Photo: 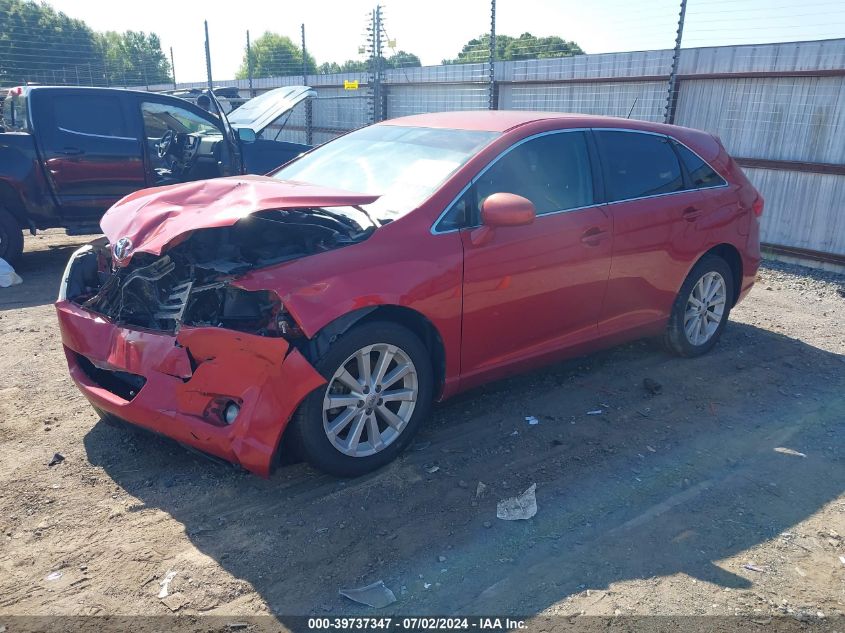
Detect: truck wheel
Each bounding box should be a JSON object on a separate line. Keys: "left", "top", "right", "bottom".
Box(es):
{"left": 0, "top": 207, "right": 24, "bottom": 266}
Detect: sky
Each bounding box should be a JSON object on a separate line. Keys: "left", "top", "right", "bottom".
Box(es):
{"left": 46, "top": 0, "right": 845, "bottom": 84}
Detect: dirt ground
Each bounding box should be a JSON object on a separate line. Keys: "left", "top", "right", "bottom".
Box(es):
{"left": 0, "top": 230, "right": 843, "bottom": 625}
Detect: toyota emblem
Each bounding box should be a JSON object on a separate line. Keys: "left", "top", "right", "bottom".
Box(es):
{"left": 113, "top": 237, "right": 133, "bottom": 261}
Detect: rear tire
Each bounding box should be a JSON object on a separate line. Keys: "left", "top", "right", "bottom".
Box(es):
{"left": 664, "top": 254, "right": 734, "bottom": 357}
{"left": 0, "top": 207, "right": 24, "bottom": 266}
{"left": 288, "top": 321, "right": 433, "bottom": 477}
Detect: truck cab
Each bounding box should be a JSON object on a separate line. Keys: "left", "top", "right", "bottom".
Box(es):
{"left": 0, "top": 85, "right": 313, "bottom": 263}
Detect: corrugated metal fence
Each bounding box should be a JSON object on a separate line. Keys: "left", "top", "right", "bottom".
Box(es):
{"left": 153, "top": 38, "right": 845, "bottom": 267}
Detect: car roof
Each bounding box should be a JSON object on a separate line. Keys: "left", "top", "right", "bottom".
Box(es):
{"left": 380, "top": 110, "right": 695, "bottom": 136}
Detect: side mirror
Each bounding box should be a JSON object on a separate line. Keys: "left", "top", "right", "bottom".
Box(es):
{"left": 470, "top": 193, "right": 535, "bottom": 246}
{"left": 481, "top": 193, "right": 536, "bottom": 227}
{"left": 237, "top": 127, "right": 257, "bottom": 143}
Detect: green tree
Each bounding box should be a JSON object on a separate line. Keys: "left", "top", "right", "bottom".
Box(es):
{"left": 98, "top": 30, "right": 171, "bottom": 86}
{"left": 0, "top": 0, "right": 100, "bottom": 86}
{"left": 317, "top": 52, "right": 421, "bottom": 75}
{"left": 443, "top": 32, "right": 584, "bottom": 64}
{"left": 237, "top": 32, "right": 317, "bottom": 79}
{"left": 0, "top": 0, "right": 170, "bottom": 87}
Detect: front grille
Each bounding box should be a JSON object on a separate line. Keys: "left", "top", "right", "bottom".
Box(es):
{"left": 76, "top": 354, "right": 147, "bottom": 402}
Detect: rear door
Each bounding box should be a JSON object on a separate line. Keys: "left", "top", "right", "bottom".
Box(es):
{"left": 593, "top": 129, "right": 707, "bottom": 335}
{"left": 458, "top": 130, "right": 612, "bottom": 384}
{"left": 31, "top": 90, "right": 145, "bottom": 223}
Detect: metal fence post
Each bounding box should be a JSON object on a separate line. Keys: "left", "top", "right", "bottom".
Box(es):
{"left": 374, "top": 5, "right": 383, "bottom": 122}
{"left": 664, "top": 0, "right": 688, "bottom": 124}
{"left": 204, "top": 20, "right": 214, "bottom": 92}
{"left": 246, "top": 30, "right": 255, "bottom": 98}
{"left": 170, "top": 46, "right": 177, "bottom": 90}
{"left": 489, "top": 0, "right": 497, "bottom": 110}
{"left": 301, "top": 23, "right": 313, "bottom": 145}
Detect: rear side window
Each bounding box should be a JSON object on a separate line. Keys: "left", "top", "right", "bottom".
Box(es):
{"left": 595, "top": 131, "right": 683, "bottom": 202}
{"left": 53, "top": 95, "right": 129, "bottom": 138}
{"left": 672, "top": 141, "right": 726, "bottom": 189}
{"left": 475, "top": 131, "right": 594, "bottom": 216}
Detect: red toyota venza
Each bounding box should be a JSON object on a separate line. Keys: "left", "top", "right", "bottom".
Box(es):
{"left": 56, "top": 111, "right": 763, "bottom": 477}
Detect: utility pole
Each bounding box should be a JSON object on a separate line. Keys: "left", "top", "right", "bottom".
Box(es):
{"left": 204, "top": 20, "right": 214, "bottom": 93}
{"left": 246, "top": 30, "right": 255, "bottom": 98}
{"left": 301, "top": 23, "right": 313, "bottom": 145}
{"left": 489, "top": 0, "right": 496, "bottom": 109}
{"left": 664, "top": 0, "right": 687, "bottom": 124}
{"left": 170, "top": 46, "right": 177, "bottom": 90}
{"left": 373, "top": 5, "right": 383, "bottom": 122}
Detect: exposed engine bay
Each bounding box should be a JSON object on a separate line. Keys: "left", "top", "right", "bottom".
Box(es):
{"left": 64, "top": 208, "right": 373, "bottom": 335}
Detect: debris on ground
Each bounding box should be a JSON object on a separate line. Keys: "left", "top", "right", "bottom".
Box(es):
{"left": 339, "top": 580, "right": 397, "bottom": 608}
{"left": 476, "top": 482, "right": 488, "bottom": 498}
{"left": 47, "top": 453, "right": 64, "bottom": 467}
{"left": 743, "top": 563, "right": 765, "bottom": 573}
{"left": 437, "top": 555, "right": 446, "bottom": 563}
{"left": 45, "top": 571, "right": 62, "bottom": 581}
{"left": 0, "top": 258, "right": 22, "bottom": 288}
{"left": 774, "top": 447, "right": 807, "bottom": 458}
{"left": 160, "top": 592, "right": 186, "bottom": 611}
{"left": 496, "top": 483, "right": 538, "bottom": 521}
{"left": 586, "top": 410, "right": 604, "bottom": 416}
{"left": 525, "top": 416, "right": 539, "bottom": 425}
{"left": 425, "top": 464, "right": 440, "bottom": 474}
{"left": 643, "top": 377, "right": 663, "bottom": 395}
{"left": 157, "top": 570, "right": 177, "bottom": 599}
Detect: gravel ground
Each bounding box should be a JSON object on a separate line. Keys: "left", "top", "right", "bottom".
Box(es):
{"left": 0, "top": 231, "right": 843, "bottom": 627}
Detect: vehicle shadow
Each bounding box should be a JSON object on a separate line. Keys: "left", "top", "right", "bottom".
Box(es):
{"left": 0, "top": 240, "right": 87, "bottom": 311}
{"left": 82, "top": 321, "right": 845, "bottom": 618}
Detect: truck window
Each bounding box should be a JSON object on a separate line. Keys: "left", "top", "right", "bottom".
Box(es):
{"left": 53, "top": 95, "right": 131, "bottom": 139}
{"left": 1, "top": 92, "right": 29, "bottom": 131}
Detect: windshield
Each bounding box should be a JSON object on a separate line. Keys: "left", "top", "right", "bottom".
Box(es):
{"left": 271, "top": 125, "right": 499, "bottom": 221}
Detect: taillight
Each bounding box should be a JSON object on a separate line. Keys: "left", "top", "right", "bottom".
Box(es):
{"left": 752, "top": 196, "right": 764, "bottom": 217}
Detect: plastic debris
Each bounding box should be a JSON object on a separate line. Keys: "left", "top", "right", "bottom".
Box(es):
{"left": 643, "top": 377, "right": 663, "bottom": 395}
{"left": 774, "top": 447, "right": 807, "bottom": 458}
{"left": 525, "top": 416, "right": 539, "bottom": 425}
{"left": 0, "top": 258, "right": 22, "bottom": 288}
{"left": 158, "top": 570, "right": 177, "bottom": 599}
{"left": 586, "top": 410, "right": 604, "bottom": 416}
{"left": 45, "top": 571, "right": 63, "bottom": 581}
{"left": 476, "top": 481, "right": 488, "bottom": 498}
{"left": 839, "top": 556, "right": 845, "bottom": 566}
{"left": 423, "top": 582, "right": 432, "bottom": 590}
{"left": 48, "top": 453, "right": 65, "bottom": 467}
{"left": 425, "top": 464, "right": 440, "bottom": 474}
{"left": 339, "top": 580, "right": 397, "bottom": 608}
{"left": 496, "top": 483, "right": 538, "bottom": 521}
{"left": 743, "top": 563, "right": 765, "bottom": 573}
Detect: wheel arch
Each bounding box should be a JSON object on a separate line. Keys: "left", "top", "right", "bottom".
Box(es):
{"left": 306, "top": 304, "right": 447, "bottom": 400}
{"left": 697, "top": 243, "right": 743, "bottom": 306}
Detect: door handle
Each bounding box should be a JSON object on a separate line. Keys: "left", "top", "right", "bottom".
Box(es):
{"left": 682, "top": 206, "right": 702, "bottom": 222}
{"left": 57, "top": 147, "right": 85, "bottom": 156}
{"left": 580, "top": 227, "right": 608, "bottom": 246}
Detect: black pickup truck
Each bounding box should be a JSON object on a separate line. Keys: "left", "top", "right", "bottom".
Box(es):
{"left": 0, "top": 85, "right": 313, "bottom": 263}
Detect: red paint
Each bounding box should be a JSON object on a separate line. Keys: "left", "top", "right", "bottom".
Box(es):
{"left": 58, "top": 111, "right": 761, "bottom": 474}
{"left": 100, "top": 175, "right": 379, "bottom": 261}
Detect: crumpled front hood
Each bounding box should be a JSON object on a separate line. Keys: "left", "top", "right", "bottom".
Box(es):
{"left": 100, "top": 175, "right": 379, "bottom": 261}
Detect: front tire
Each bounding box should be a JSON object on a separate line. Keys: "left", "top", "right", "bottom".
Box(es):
{"left": 664, "top": 254, "right": 734, "bottom": 357}
{"left": 289, "top": 321, "right": 433, "bottom": 477}
{"left": 0, "top": 207, "right": 24, "bottom": 266}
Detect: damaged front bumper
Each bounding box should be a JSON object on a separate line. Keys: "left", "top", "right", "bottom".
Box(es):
{"left": 56, "top": 269, "right": 326, "bottom": 478}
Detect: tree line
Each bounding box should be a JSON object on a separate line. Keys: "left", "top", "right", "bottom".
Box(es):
{"left": 0, "top": 0, "right": 171, "bottom": 87}
{"left": 0, "top": 0, "right": 585, "bottom": 87}
{"left": 238, "top": 32, "right": 585, "bottom": 79}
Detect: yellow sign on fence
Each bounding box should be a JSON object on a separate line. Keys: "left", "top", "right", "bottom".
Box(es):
{"left": 344, "top": 80, "right": 359, "bottom": 91}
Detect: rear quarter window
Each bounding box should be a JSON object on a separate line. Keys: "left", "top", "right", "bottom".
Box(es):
{"left": 672, "top": 140, "right": 727, "bottom": 189}
{"left": 595, "top": 130, "right": 684, "bottom": 202}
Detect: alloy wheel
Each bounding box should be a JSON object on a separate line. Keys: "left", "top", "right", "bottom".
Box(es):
{"left": 322, "top": 343, "right": 419, "bottom": 457}
{"left": 684, "top": 271, "right": 727, "bottom": 346}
